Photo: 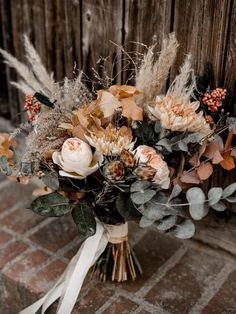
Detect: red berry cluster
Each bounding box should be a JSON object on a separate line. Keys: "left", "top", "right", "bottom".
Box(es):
{"left": 24, "top": 95, "right": 41, "bottom": 122}
{"left": 202, "top": 88, "right": 227, "bottom": 112}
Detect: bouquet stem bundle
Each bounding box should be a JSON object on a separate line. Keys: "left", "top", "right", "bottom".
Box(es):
{"left": 94, "top": 238, "right": 142, "bottom": 282}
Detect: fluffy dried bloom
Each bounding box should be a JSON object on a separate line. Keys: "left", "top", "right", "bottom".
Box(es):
{"left": 85, "top": 124, "right": 134, "bottom": 156}
{"left": 134, "top": 145, "right": 170, "bottom": 189}
{"left": 52, "top": 138, "right": 103, "bottom": 179}
{"left": 0, "top": 133, "right": 16, "bottom": 161}
{"left": 104, "top": 161, "right": 125, "bottom": 182}
{"left": 149, "top": 95, "right": 211, "bottom": 135}
{"left": 23, "top": 108, "right": 70, "bottom": 162}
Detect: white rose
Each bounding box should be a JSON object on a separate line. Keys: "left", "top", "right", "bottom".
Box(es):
{"left": 134, "top": 145, "right": 170, "bottom": 189}
{"left": 52, "top": 138, "right": 103, "bottom": 179}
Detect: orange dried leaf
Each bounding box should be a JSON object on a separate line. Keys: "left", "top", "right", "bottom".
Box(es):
{"left": 220, "top": 155, "right": 235, "bottom": 170}
{"left": 109, "top": 85, "right": 140, "bottom": 98}
{"left": 120, "top": 97, "right": 143, "bottom": 121}
{"left": 197, "top": 162, "right": 213, "bottom": 180}
{"left": 180, "top": 170, "right": 201, "bottom": 184}
{"left": 204, "top": 142, "right": 224, "bottom": 164}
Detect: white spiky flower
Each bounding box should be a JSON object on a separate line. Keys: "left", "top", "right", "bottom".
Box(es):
{"left": 149, "top": 95, "right": 211, "bottom": 135}
{"left": 85, "top": 124, "right": 134, "bottom": 156}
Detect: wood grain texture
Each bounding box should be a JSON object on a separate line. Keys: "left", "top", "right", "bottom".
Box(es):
{"left": 82, "top": 0, "right": 123, "bottom": 88}
{"left": 171, "top": 0, "right": 230, "bottom": 85}
{"left": 0, "top": 0, "right": 236, "bottom": 120}
{"left": 223, "top": 0, "right": 236, "bottom": 93}
{"left": 123, "top": 0, "right": 173, "bottom": 84}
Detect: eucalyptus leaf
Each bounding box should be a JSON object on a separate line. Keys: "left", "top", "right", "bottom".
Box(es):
{"left": 211, "top": 201, "right": 227, "bottom": 211}
{"left": 186, "top": 132, "right": 204, "bottom": 143}
{"left": 0, "top": 156, "right": 12, "bottom": 175}
{"left": 131, "top": 189, "right": 156, "bottom": 205}
{"left": 226, "top": 197, "right": 236, "bottom": 203}
{"left": 156, "top": 215, "right": 177, "bottom": 231}
{"left": 139, "top": 215, "right": 155, "bottom": 228}
{"left": 186, "top": 187, "right": 208, "bottom": 220}
{"left": 208, "top": 187, "right": 223, "bottom": 205}
{"left": 116, "top": 193, "right": 141, "bottom": 220}
{"left": 227, "top": 117, "right": 236, "bottom": 134}
{"left": 31, "top": 192, "right": 70, "bottom": 217}
{"left": 172, "top": 219, "right": 196, "bottom": 239}
{"left": 154, "top": 121, "right": 162, "bottom": 133}
{"left": 42, "top": 172, "right": 60, "bottom": 190}
{"left": 130, "top": 181, "right": 151, "bottom": 193}
{"left": 169, "top": 184, "right": 182, "bottom": 201}
{"left": 177, "top": 141, "right": 188, "bottom": 152}
{"left": 222, "top": 183, "right": 236, "bottom": 198}
{"left": 72, "top": 202, "right": 96, "bottom": 237}
{"left": 157, "top": 138, "right": 172, "bottom": 152}
{"left": 140, "top": 202, "right": 166, "bottom": 220}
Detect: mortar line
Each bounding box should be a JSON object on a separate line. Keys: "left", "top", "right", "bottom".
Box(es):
{"left": 136, "top": 245, "right": 187, "bottom": 298}
{"left": 189, "top": 262, "right": 236, "bottom": 314}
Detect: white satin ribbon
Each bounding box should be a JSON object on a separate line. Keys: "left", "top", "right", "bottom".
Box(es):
{"left": 19, "top": 220, "right": 128, "bottom": 314}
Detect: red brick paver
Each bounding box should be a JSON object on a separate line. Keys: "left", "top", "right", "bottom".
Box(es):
{"left": 0, "top": 177, "right": 236, "bottom": 314}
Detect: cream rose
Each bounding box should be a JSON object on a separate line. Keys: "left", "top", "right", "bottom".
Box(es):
{"left": 134, "top": 145, "right": 170, "bottom": 189}
{"left": 52, "top": 138, "right": 103, "bottom": 179}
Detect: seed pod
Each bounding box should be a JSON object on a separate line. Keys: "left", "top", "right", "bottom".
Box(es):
{"left": 133, "top": 165, "right": 156, "bottom": 181}
{"left": 120, "top": 149, "right": 136, "bottom": 167}
{"left": 104, "top": 161, "right": 125, "bottom": 182}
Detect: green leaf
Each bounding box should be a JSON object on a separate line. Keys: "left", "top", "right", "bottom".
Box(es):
{"left": 131, "top": 189, "right": 156, "bottom": 205}
{"left": 42, "top": 171, "right": 60, "bottom": 190}
{"left": 139, "top": 202, "right": 166, "bottom": 220}
{"left": 72, "top": 202, "right": 96, "bottom": 237}
{"left": 156, "top": 215, "right": 177, "bottom": 231}
{"left": 154, "top": 121, "right": 162, "bottom": 133}
{"left": 130, "top": 181, "right": 151, "bottom": 193}
{"left": 116, "top": 193, "right": 141, "bottom": 221}
{"left": 227, "top": 117, "right": 236, "bottom": 134}
{"left": 157, "top": 138, "right": 172, "bottom": 152}
{"left": 31, "top": 192, "right": 70, "bottom": 217}
{"left": 169, "top": 184, "right": 182, "bottom": 201}
{"left": 208, "top": 187, "right": 223, "bottom": 205}
{"left": 186, "top": 132, "right": 204, "bottom": 143}
{"left": 226, "top": 197, "right": 236, "bottom": 203}
{"left": 186, "top": 187, "right": 208, "bottom": 220}
{"left": 211, "top": 201, "right": 227, "bottom": 211}
{"left": 139, "top": 216, "right": 155, "bottom": 228}
{"left": 172, "top": 219, "right": 196, "bottom": 239}
{"left": 177, "top": 141, "right": 188, "bottom": 152}
{"left": 222, "top": 183, "right": 236, "bottom": 198}
{"left": 0, "top": 156, "right": 12, "bottom": 175}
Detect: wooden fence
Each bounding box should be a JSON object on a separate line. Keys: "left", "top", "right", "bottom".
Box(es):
{"left": 0, "top": 0, "right": 236, "bottom": 122}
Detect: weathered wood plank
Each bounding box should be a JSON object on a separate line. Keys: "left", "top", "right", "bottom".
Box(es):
{"left": 123, "top": 0, "right": 173, "bottom": 84}
{"left": 223, "top": 0, "right": 236, "bottom": 98}
{"left": 171, "top": 0, "right": 230, "bottom": 85}
{"left": 82, "top": 0, "right": 123, "bottom": 89}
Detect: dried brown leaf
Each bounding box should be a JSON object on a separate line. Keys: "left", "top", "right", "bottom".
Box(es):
{"left": 120, "top": 97, "right": 143, "bottom": 121}
{"left": 197, "top": 162, "right": 213, "bottom": 180}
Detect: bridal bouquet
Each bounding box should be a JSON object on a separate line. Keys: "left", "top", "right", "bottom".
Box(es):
{"left": 1, "top": 33, "right": 236, "bottom": 313}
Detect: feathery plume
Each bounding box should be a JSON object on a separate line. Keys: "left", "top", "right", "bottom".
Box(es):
{"left": 23, "top": 35, "right": 55, "bottom": 95}
{"left": 0, "top": 48, "right": 43, "bottom": 92}
{"left": 136, "top": 33, "right": 179, "bottom": 107}
{"left": 167, "top": 54, "right": 195, "bottom": 103}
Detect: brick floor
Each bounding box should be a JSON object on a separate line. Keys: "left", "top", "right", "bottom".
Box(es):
{"left": 0, "top": 176, "right": 236, "bottom": 314}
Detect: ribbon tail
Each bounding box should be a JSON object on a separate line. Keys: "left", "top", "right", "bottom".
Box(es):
{"left": 57, "top": 221, "right": 108, "bottom": 314}
{"left": 19, "top": 221, "right": 108, "bottom": 314}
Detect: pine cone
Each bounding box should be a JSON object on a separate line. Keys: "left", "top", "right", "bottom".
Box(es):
{"left": 133, "top": 165, "right": 156, "bottom": 181}
{"left": 104, "top": 161, "right": 125, "bottom": 182}
{"left": 120, "top": 149, "right": 136, "bottom": 167}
